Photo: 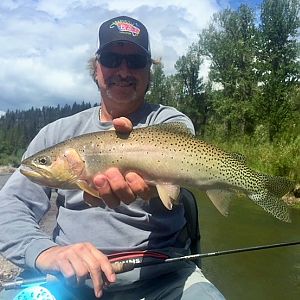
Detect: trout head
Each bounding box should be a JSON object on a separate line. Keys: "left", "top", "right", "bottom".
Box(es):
{"left": 20, "top": 148, "right": 85, "bottom": 189}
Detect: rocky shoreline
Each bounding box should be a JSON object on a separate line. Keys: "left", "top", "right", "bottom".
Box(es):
{"left": 282, "top": 184, "right": 300, "bottom": 207}
{"left": 0, "top": 256, "right": 21, "bottom": 284}
{"left": 0, "top": 166, "right": 17, "bottom": 174}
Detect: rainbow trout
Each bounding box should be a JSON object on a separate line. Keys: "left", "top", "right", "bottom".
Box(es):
{"left": 20, "top": 123, "right": 294, "bottom": 222}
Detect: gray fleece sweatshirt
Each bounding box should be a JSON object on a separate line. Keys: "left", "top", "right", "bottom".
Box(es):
{"left": 0, "top": 103, "right": 194, "bottom": 270}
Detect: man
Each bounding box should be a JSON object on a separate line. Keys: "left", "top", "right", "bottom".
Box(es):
{"left": 0, "top": 16, "right": 225, "bottom": 299}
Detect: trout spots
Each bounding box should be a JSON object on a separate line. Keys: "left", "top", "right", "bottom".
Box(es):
{"left": 20, "top": 122, "right": 293, "bottom": 222}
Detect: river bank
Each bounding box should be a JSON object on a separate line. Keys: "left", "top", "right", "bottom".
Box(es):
{"left": 0, "top": 166, "right": 16, "bottom": 174}
{"left": 283, "top": 183, "right": 300, "bottom": 208}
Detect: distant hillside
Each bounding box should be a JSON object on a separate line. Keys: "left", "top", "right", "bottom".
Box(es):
{"left": 0, "top": 101, "right": 96, "bottom": 166}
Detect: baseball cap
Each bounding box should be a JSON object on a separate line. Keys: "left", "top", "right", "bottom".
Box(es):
{"left": 96, "top": 16, "right": 151, "bottom": 57}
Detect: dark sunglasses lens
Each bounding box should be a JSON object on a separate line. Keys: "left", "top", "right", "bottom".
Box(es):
{"left": 99, "top": 53, "right": 148, "bottom": 69}
{"left": 99, "top": 53, "right": 121, "bottom": 68}
{"left": 127, "top": 54, "right": 148, "bottom": 69}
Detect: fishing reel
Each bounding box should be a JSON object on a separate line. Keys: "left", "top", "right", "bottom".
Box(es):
{"left": 13, "top": 286, "right": 56, "bottom": 300}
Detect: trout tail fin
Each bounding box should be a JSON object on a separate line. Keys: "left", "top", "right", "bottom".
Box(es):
{"left": 248, "top": 174, "right": 294, "bottom": 223}
{"left": 261, "top": 174, "right": 295, "bottom": 198}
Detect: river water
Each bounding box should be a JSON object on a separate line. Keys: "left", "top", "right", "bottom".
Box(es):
{"left": 0, "top": 174, "right": 299, "bottom": 299}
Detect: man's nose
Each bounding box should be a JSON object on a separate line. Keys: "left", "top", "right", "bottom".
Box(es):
{"left": 117, "top": 58, "right": 130, "bottom": 76}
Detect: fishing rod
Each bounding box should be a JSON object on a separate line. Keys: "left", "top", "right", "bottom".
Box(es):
{"left": 1, "top": 240, "right": 300, "bottom": 291}
{"left": 130, "top": 240, "right": 300, "bottom": 269}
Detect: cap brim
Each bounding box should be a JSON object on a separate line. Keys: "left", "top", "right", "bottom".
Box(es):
{"left": 96, "top": 40, "right": 150, "bottom": 57}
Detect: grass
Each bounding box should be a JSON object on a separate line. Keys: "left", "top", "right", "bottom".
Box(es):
{"left": 206, "top": 130, "right": 300, "bottom": 183}
{"left": 206, "top": 133, "right": 300, "bottom": 209}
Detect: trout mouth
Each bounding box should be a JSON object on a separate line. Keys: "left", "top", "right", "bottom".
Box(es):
{"left": 20, "top": 164, "right": 53, "bottom": 182}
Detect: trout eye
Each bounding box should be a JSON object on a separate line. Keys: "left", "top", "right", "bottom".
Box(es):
{"left": 35, "top": 156, "right": 51, "bottom": 166}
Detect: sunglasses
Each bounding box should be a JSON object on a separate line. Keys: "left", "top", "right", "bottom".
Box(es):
{"left": 98, "top": 52, "right": 150, "bottom": 69}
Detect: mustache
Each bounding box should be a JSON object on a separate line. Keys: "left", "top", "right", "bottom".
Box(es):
{"left": 106, "top": 75, "right": 137, "bottom": 86}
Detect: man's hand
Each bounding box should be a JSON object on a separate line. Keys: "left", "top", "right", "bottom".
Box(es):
{"left": 85, "top": 117, "right": 157, "bottom": 208}
{"left": 35, "top": 243, "right": 116, "bottom": 298}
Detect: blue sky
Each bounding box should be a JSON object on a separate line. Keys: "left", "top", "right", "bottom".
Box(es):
{"left": 0, "top": 0, "right": 262, "bottom": 113}
{"left": 226, "top": 0, "right": 262, "bottom": 9}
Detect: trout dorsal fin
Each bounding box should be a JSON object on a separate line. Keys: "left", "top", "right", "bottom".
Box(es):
{"left": 230, "top": 152, "right": 247, "bottom": 164}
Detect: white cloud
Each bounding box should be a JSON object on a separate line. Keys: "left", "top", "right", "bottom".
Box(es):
{"left": 0, "top": 0, "right": 240, "bottom": 111}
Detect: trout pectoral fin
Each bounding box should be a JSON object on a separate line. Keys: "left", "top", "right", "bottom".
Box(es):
{"left": 76, "top": 180, "right": 100, "bottom": 198}
{"left": 206, "top": 189, "right": 233, "bottom": 217}
{"left": 156, "top": 184, "right": 181, "bottom": 210}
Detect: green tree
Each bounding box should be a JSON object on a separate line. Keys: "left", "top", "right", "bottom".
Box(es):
{"left": 174, "top": 43, "right": 207, "bottom": 133}
{"left": 0, "top": 102, "right": 93, "bottom": 165}
{"left": 256, "top": 0, "right": 300, "bottom": 141}
{"left": 200, "top": 4, "right": 258, "bottom": 136}
{"left": 146, "top": 61, "right": 171, "bottom": 105}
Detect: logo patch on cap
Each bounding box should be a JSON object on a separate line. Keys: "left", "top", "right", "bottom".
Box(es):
{"left": 110, "top": 19, "right": 141, "bottom": 36}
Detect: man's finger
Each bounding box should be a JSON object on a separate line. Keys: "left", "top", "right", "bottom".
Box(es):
{"left": 112, "top": 117, "right": 133, "bottom": 133}
{"left": 93, "top": 173, "right": 121, "bottom": 208}
{"left": 87, "top": 244, "right": 116, "bottom": 284}
{"left": 81, "top": 252, "right": 104, "bottom": 297}
{"left": 125, "top": 172, "right": 157, "bottom": 200}
{"left": 62, "top": 249, "right": 88, "bottom": 286}
{"left": 105, "top": 168, "right": 135, "bottom": 205}
{"left": 56, "top": 256, "right": 78, "bottom": 286}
